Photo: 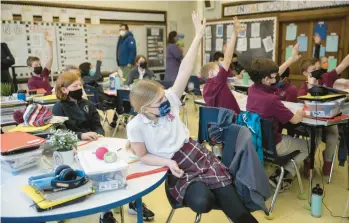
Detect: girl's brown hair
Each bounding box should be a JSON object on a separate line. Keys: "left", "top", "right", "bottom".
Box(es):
{"left": 130, "top": 80, "right": 164, "bottom": 113}
{"left": 134, "top": 55, "right": 146, "bottom": 64}
{"left": 55, "top": 72, "right": 81, "bottom": 100}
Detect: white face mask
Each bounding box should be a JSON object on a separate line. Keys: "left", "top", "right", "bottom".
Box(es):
{"left": 120, "top": 30, "right": 126, "bottom": 36}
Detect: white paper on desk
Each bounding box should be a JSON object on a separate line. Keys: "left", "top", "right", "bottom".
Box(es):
{"left": 205, "top": 38, "right": 211, "bottom": 51}
{"left": 236, "top": 38, "right": 247, "bottom": 52}
{"left": 76, "top": 15, "right": 85, "bottom": 24}
{"left": 226, "top": 24, "right": 234, "bottom": 39}
{"left": 216, "top": 38, "right": 223, "bottom": 51}
{"left": 42, "top": 12, "right": 53, "bottom": 22}
{"left": 151, "top": 28, "right": 160, "bottom": 36}
{"left": 251, "top": 23, "right": 260, "bottom": 37}
{"left": 205, "top": 26, "right": 212, "bottom": 38}
{"left": 262, "top": 36, "right": 274, "bottom": 52}
{"left": 250, "top": 37, "right": 261, "bottom": 49}
{"left": 238, "top": 24, "right": 247, "bottom": 38}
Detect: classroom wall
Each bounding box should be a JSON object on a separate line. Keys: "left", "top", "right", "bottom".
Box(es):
{"left": 203, "top": 0, "right": 243, "bottom": 20}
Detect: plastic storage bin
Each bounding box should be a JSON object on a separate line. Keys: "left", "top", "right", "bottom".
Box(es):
{"left": 77, "top": 150, "right": 128, "bottom": 192}
{"left": 304, "top": 98, "right": 346, "bottom": 118}
{"left": 0, "top": 148, "right": 43, "bottom": 175}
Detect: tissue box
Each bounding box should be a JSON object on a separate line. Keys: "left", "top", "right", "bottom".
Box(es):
{"left": 305, "top": 98, "right": 346, "bottom": 118}
{"left": 77, "top": 150, "right": 128, "bottom": 192}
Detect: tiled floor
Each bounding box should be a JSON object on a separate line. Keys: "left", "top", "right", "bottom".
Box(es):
{"left": 37, "top": 97, "right": 349, "bottom": 222}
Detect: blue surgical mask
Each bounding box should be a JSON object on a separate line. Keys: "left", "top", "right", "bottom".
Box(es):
{"left": 218, "top": 61, "right": 224, "bottom": 67}
{"left": 155, "top": 100, "right": 171, "bottom": 117}
{"left": 89, "top": 69, "right": 95, "bottom": 76}
{"left": 275, "top": 82, "right": 285, "bottom": 88}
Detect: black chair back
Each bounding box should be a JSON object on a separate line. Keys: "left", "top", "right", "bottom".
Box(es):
{"left": 186, "top": 76, "right": 201, "bottom": 95}
{"left": 198, "top": 106, "right": 219, "bottom": 144}
{"left": 84, "top": 84, "right": 100, "bottom": 105}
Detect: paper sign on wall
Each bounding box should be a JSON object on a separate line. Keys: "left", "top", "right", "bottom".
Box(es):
{"left": 262, "top": 36, "right": 273, "bottom": 52}
{"left": 205, "top": 38, "right": 211, "bottom": 51}
{"left": 285, "top": 46, "right": 293, "bottom": 61}
{"left": 236, "top": 38, "right": 247, "bottom": 52}
{"left": 297, "top": 35, "right": 308, "bottom": 52}
{"left": 314, "top": 23, "right": 327, "bottom": 41}
{"left": 327, "top": 57, "right": 337, "bottom": 72}
{"left": 238, "top": 24, "right": 247, "bottom": 38}
{"left": 22, "top": 11, "right": 33, "bottom": 22}
{"left": 326, "top": 34, "right": 339, "bottom": 52}
{"left": 42, "top": 12, "right": 53, "bottom": 22}
{"left": 205, "top": 26, "right": 212, "bottom": 39}
{"left": 59, "top": 13, "right": 69, "bottom": 23}
{"left": 216, "top": 38, "right": 223, "bottom": 51}
{"left": 216, "top": 24, "right": 223, "bottom": 38}
{"left": 91, "top": 16, "right": 100, "bottom": 25}
{"left": 286, "top": 24, "right": 297, "bottom": 41}
{"left": 251, "top": 23, "right": 260, "bottom": 37}
{"left": 2, "top": 10, "right": 13, "bottom": 20}
{"left": 226, "top": 24, "right": 234, "bottom": 39}
{"left": 76, "top": 15, "right": 86, "bottom": 24}
{"left": 250, "top": 37, "right": 261, "bottom": 49}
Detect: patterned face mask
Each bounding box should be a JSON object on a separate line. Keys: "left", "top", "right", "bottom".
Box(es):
{"left": 153, "top": 100, "right": 171, "bottom": 117}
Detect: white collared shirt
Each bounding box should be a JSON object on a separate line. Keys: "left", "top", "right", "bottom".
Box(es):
{"left": 138, "top": 67, "right": 145, "bottom": 80}
{"left": 127, "top": 89, "right": 189, "bottom": 159}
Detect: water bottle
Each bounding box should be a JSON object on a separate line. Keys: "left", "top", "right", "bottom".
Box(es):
{"left": 311, "top": 184, "right": 323, "bottom": 217}
{"left": 114, "top": 75, "right": 121, "bottom": 90}
{"left": 17, "top": 90, "right": 26, "bottom": 101}
{"left": 109, "top": 73, "right": 115, "bottom": 90}
{"left": 243, "top": 72, "right": 249, "bottom": 85}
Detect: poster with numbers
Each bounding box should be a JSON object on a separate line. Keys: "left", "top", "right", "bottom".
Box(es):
{"left": 146, "top": 26, "right": 166, "bottom": 69}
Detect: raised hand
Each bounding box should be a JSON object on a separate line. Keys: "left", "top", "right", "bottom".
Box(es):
{"left": 44, "top": 31, "right": 53, "bottom": 43}
{"left": 97, "top": 51, "right": 103, "bottom": 61}
{"left": 233, "top": 16, "right": 245, "bottom": 35}
{"left": 192, "top": 11, "right": 206, "bottom": 38}
{"left": 290, "top": 43, "right": 302, "bottom": 62}
{"left": 314, "top": 33, "right": 321, "bottom": 45}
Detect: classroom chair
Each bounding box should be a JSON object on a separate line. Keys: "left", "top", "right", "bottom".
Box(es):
{"left": 112, "top": 89, "right": 136, "bottom": 137}
{"left": 185, "top": 76, "right": 201, "bottom": 111}
{"left": 84, "top": 84, "right": 116, "bottom": 126}
{"left": 164, "top": 174, "right": 233, "bottom": 223}
{"left": 261, "top": 119, "right": 306, "bottom": 217}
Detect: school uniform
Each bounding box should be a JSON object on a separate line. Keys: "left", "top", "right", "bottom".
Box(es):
{"left": 298, "top": 69, "right": 338, "bottom": 96}
{"left": 27, "top": 67, "right": 52, "bottom": 94}
{"left": 276, "top": 82, "right": 298, "bottom": 102}
{"left": 52, "top": 99, "right": 104, "bottom": 139}
{"left": 126, "top": 67, "right": 154, "bottom": 85}
{"left": 247, "top": 83, "right": 308, "bottom": 176}
{"left": 126, "top": 89, "right": 232, "bottom": 204}
{"left": 203, "top": 66, "right": 241, "bottom": 114}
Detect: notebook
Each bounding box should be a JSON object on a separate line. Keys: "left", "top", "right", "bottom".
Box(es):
{"left": 32, "top": 94, "right": 58, "bottom": 104}
{"left": 0, "top": 132, "right": 45, "bottom": 155}
{"left": 298, "top": 93, "right": 346, "bottom": 102}
{"left": 8, "top": 123, "right": 53, "bottom": 133}
{"left": 22, "top": 185, "right": 93, "bottom": 212}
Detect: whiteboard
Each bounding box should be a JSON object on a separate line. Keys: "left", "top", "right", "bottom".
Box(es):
{"left": 1, "top": 21, "right": 28, "bottom": 66}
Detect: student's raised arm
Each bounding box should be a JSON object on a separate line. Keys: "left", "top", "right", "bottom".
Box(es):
{"left": 44, "top": 32, "right": 53, "bottom": 71}
{"left": 278, "top": 43, "right": 301, "bottom": 75}
{"left": 222, "top": 17, "right": 244, "bottom": 71}
{"left": 313, "top": 34, "right": 321, "bottom": 59}
{"left": 335, "top": 54, "right": 349, "bottom": 74}
{"left": 171, "top": 11, "right": 206, "bottom": 98}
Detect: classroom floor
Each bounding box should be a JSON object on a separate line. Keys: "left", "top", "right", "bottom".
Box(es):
{"left": 44, "top": 96, "right": 349, "bottom": 223}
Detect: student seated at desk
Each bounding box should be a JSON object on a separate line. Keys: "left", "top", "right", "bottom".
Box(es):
{"left": 127, "top": 14, "right": 257, "bottom": 223}
{"left": 79, "top": 51, "right": 104, "bottom": 88}
{"left": 27, "top": 32, "right": 53, "bottom": 95}
{"left": 273, "top": 67, "right": 298, "bottom": 102}
{"left": 52, "top": 72, "right": 154, "bottom": 223}
{"left": 298, "top": 54, "right": 349, "bottom": 176}
{"left": 211, "top": 51, "right": 224, "bottom": 63}
{"left": 246, "top": 48, "right": 309, "bottom": 191}
{"left": 126, "top": 55, "right": 154, "bottom": 85}
{"left": 201, "top": 17, "right": 243, "bottom": 115}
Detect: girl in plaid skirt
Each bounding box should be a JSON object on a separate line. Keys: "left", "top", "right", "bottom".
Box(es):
{"left": 127, "top": 12, "right": 258, "bottom": 223}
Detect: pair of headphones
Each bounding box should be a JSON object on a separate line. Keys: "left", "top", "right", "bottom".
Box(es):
{"left": 29, "top": 165, "right": 87, "bottom": 191}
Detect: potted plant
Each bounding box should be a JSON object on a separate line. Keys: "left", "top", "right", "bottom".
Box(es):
{"left": 47, "top": 129, "right": 78, "bottom": 166}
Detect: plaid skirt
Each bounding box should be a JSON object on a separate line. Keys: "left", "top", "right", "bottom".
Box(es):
{"left": 168, "top": 138, "right": 232, "bottom": 204}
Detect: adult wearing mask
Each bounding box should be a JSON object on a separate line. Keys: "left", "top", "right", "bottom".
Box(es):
{"left": 126, "top": 55, "right": 154, "bottom": 85}
{"left": 116, "top": 24, "right": 137, "bottom": 81}
{"left": 165, "top": 31, "right": 183, "bottom": 82}
{"left": 1, "top": 42, "right": 15, "bottom": 83}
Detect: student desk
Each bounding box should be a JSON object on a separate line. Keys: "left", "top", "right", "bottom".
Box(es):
{"left": 1, "top": 138, "right": 167, "bottom": 223}
{"left": 194, "top": 96, "right": 349, "bottom": 212}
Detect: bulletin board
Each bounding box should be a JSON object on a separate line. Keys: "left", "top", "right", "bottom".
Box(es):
{"left": 203, "top": 17, "right": 277, "bottom": 69}
{"left": 146, "top": 26, "right": 166, "bottom": 70}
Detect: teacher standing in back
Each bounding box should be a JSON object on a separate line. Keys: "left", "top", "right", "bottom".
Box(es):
{"left": 165, "top": 31, "right": 183, "bottom": 82}
{"left": 117, "top": 24, "right": 137, "bottom": 81}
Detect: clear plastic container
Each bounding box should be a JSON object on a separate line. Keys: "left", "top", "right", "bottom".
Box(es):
{"left": 0, "top": 148, "right": 43, "bottom": 175}
{"left": 304, "top": 98, "right": 346, "bottom": 118}
{"left": 77, "top": 150, "right": 128, "bottom": 193}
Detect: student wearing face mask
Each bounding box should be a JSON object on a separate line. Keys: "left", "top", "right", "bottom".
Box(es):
{"left": 79, "top": 51, "right": 103, "bottom": 88}
{"left": 116, "top": 24, "right": 137, "bottom": 81}
{"left": 27, "top": 32, "right": 53, "bottom": 94}
{"left": 126, "top": 55, "right": 154, "bottom": 85}
{"left": 313, "top": 34, "right": 328, "bottom": 75}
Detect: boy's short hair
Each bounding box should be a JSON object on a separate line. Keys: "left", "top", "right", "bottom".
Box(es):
{"left": 26, "top": 56, "right": 40, "bottom": 67}
{"left": 200, "top": 62, "right": 218, "bottom": 80}
{"left": 79, "top": 62, "right": 91, "bottom": 77}
{"left": 300, "top": 58, "right": 317, "bottom": 74}
{"left": 246, "top": 58, "right": 279, "bottom": 83}
{"left": 212, "top": 51, "right": 224, "bottom": 62}
{"left": 55, "top": 72, "right": 81, "bottom": 100}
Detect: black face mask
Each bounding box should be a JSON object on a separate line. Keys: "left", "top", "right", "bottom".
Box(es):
{"left": 232, "top": 61, "right": 238, "bottom": 66}
{"left": 68, "top": 89, "right": 83, "bottom": 101}
{"left": 311, "top": 69, "right": 327, "bottom": 80}
{"left": 139, "top": 62, "right": 147, "bottom": 69}
{"left": 33, "top": 66, "right": 43, "bottom": 75}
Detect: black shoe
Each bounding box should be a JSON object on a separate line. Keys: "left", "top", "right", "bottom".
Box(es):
{"left": 269, "top": 169, "right": 293, "bottom": 193}
{"left": 128, "top": 202, "right": 154, "bottom": 221}
{"left": 109, "top": 121, "right": 117, "bottom": 128}
{"left": 100, "top": 211, "right": 118, "bottom": 223}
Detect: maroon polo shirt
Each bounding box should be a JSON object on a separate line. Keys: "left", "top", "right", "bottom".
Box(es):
{"left": 298, "top": 69, "right": 338, "bottom": 97}
{"left": 247, "top": 83, "right": 294, "bottom": 145}
{"left": 276, "top": 83, "right": 298, "bottom": 102}
{"left": 27, "top": 67, "right": 52, "bottom": 94}
{"left": 203, "top": 66, "right": 241, "bottom": 114}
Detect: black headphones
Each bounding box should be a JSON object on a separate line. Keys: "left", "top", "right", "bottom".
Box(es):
{"left": 308, "top": 86, "right": 329, "bottom": 97}
{"left": 50, "top": 165, "right": 87, "bottom": 189}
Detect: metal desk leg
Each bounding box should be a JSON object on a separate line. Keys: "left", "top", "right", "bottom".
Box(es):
{"left": 136, "top": 198, "right": 143, "bottom": 223}
{"left": 308, "top": 126, "right": 317, "bottom": 205}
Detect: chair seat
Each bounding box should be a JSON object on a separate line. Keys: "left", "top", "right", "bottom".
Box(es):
{"left": 265, "top": 150, "right": 300, "bottom": 166}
